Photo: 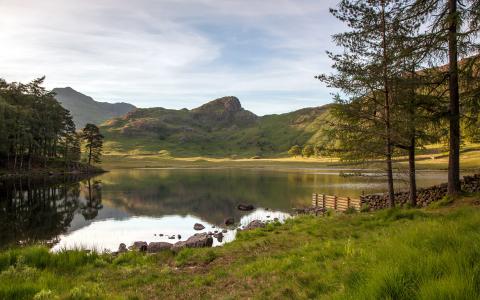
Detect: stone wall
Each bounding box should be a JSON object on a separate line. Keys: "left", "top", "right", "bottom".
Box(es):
{"left": 360, "top": 174, "right": 480, "bottom": 211}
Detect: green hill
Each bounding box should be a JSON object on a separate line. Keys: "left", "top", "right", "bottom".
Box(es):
{"left": 101, "top": 96, "right": 331, "bottom": 157}
{"left": 53, "top": 87, "right": 136, "bottom": 129}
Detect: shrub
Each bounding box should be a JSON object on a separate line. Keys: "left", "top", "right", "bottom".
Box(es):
{"left": 288, "top": 145, "right": 302, "bottom": 157}
{"left": 302, "top": 145, "right": 314, "bottom": 157}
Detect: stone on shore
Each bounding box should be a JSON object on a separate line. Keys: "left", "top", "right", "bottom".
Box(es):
{"left": 129, "top": 241, "right": 148, "bottom": 251}
{"left": 118, "top": 243, "right": 128, "bottom": 253}
{"left": 242, "top": 220, "right": 265, "bottom": 231}
{"left": 172, "top": 233, "right": 213, "bottom": 252}
{"left": 147, "top": 242, "right": 173, "bottom": 253}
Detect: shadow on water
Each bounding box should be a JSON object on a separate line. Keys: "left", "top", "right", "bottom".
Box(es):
{"left": 0, "top": 175, "right": 101, "bottom": 249}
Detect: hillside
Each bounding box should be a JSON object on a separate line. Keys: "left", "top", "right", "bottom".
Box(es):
{"left": 100, "top": 96, "right": 332, "bottom": 157}
{"left": 53, "top": 87, "right": 136, "bottom": 129}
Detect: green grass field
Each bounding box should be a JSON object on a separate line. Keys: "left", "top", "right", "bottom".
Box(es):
{"left": 100, "top": 142, "right": 480, "bottom": 171}
{"left": 1, "top": 195, "right": 479, "bottom": 299}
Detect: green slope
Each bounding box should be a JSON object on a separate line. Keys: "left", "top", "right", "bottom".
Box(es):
{"left": 100, "top": 96, "right": 332, "bottom": 157}
{"left": 53, "top": 87, "right": 136, "bottom": 129}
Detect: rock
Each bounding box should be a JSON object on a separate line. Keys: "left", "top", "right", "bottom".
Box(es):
{"left": 243, "top": 220, "right": 265, "bottom": 231}
{"left": 177, "top": 234, "right": 181, "bottom": 239}
{"left": 168, "top": 235, "right": 175, "bottom": 239}
{"left": 147, "top": 242, "right": 173, "bottom": 253}
{"left": 274, "top": 218, "right": 279, "bottom": 222}
{"left": 129, "top": 241, "right": 148, "bottom": 252}
{"left": 237, "top": 204, "right": 255, "bottom": 211}
{"left": 266, "top": 215, "right": 270, "bottom": 218}
{"left": 159, "top": 234, "right": 164, "bottom": 237}
{"left": 214, "top": 232, "right": 224, "bottom": 243}
{"left": 172, "top": 233, "right": 213, "bottom": 252}
{"left": 118, "top": 243, "right": 128, "bottom": 253}
{"left": 222, "top": 229, "right": 228, "bottom": 233}
{"left": 224, "top": 217, "right": 235, "bottom": 226}
{"left": 194, "top": 223, "right": 205, "bottom": 230}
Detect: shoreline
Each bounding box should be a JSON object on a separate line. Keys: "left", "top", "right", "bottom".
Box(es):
{"left": 0, "top": 165, "right": 107, "bottom": 181}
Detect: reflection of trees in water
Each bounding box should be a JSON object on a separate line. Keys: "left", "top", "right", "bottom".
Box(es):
{"left": 0, "top": 175, "right": 97, "bottom": 248}
{"left": 101, "top": 170, "right": 320, "bottom": 225}
{"left": 80, "top": 179, "right": 103, "bottom": 220}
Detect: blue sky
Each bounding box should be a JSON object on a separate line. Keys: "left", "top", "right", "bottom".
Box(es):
{"left": 0, "top": 0, "right": 343, "bottom": 115}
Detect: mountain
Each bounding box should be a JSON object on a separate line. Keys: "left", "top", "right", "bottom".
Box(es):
{"left": 53, "top": 87, "right": 136, "bottom": 129}
{"left": 101, "top": 96, "right": 331, "bottom": 157}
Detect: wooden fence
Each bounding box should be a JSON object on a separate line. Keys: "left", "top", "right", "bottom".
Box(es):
{"left": 312, "top": 193, "right": 361, "bottom": 212}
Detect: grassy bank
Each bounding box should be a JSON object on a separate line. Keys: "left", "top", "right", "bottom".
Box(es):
{"left": 101, "top": 143, "right": 480, "bottom": 171}
{"left": 1, "top": 195, "right": 479, "bottom": 299}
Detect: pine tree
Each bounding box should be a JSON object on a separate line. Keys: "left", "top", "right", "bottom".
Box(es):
{"left": 407, "top": 0, "right": 480, "bottom": 195}
{"left": 318, "top": 0, "right": 423, "bottom": 207}
{"left": 81, "top": 124, "right": 104, "bottom": 165}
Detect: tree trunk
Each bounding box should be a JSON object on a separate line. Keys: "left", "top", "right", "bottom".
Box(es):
{"left": 381, "top": 0, "right": 395, "bottom": 207}
{"left": 88, "top": 144, "right": 92, "bottom": 165}
{"left": 447, "top": 0, "right": 461, "bottom": 195}
{"left": 408, "top": 143, "right": 417, "bottom": 207}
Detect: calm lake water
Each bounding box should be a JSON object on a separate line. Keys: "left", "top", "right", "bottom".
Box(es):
{"left": 0, "top": 168, "right": 449, "bottom": 251}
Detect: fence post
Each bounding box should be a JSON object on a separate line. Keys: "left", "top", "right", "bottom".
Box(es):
{"left": 334, "top": 195, "right": 337, "bottom": 210}
{"left": 322, "top": 194, "right": 326, "bottom": 210}
{"left": 347, "top": 197, "right": 351, "bottom": 209}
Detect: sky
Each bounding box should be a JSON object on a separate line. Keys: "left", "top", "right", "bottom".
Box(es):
{"left": 0, "top": 0, "right": 344, "bottom": 115}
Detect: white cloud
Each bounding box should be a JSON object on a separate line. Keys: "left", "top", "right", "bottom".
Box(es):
{"left": 0, "top": 0, "right": 342, "bottom": 115}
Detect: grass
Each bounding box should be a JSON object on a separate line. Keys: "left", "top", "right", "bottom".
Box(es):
{"left": 100, "top": 142, "right": 480, "bottom": 172}
{"left": 1, "top": 194, "right": 479, "bottom": 299}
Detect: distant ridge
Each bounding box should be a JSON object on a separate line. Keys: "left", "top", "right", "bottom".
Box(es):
{"left": 53, "top": 87, "right": 136, "bottom": 129}
{"left": 101, "top": 96, "right": 332, "bottom": 157}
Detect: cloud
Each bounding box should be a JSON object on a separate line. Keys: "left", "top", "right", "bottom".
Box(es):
{"left": 0, "top": 0, "right": 342, "bottom": 115}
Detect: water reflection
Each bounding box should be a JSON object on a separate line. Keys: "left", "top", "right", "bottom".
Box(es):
{"left": 0, "top": 168, "right": 449, "bottom": 251}
{"left": 0, "top": 176, "right": 82, "bottom": 248}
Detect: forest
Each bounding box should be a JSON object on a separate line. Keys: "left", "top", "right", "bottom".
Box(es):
{"left": 0, "top": 77, "right": 103, "bottom": 172}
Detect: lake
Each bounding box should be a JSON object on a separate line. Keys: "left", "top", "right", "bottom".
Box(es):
{"left": 0, "top": 168, "right": 449, "bottom": 251}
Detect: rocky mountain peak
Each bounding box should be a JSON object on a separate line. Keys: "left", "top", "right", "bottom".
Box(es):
{"left": 193, "top": 96, "right": 243, "bottom": 114}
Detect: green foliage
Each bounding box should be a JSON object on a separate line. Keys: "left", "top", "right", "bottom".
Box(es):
{"left": 302, "top": 145, "right": 314, "bottom": 157}
{"left": 429, "top": 195, "right": 455, "bottom": 209}
{"left": 288, "top": 145, "right": 302, "bottom": 157}
{"left": 0, "top": 78, "right": 81, "bottom": 170}
{"left": 344, "top": 206, "right": 357, "bottom": 214}
{"left": 81, "top": 123, "right": 104, "bottom": 165}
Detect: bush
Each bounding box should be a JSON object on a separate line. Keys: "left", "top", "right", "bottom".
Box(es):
{"left": 302, "top": 145, "right": 314, "bottom": 157}
{"left": 288, "top": 145, "right": 302, "bottom": 157}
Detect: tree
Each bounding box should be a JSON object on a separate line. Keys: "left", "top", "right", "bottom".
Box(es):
{"left": 302, "top": 145, "right": 314, "bottom": 158}
{"left": 288, "top": 145, "right": 302, "bottom": 157}
{"left": 0, "top": 77, "right": 81, "bottom": 170}
{"left": 318, "top": 0, "right": 423, "bottom": 207}
{"left": 407, "top": 0, "right": 480, "bottom": 195}
{"left": 81, "top": 124, "right": 104, "bottom": 165}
